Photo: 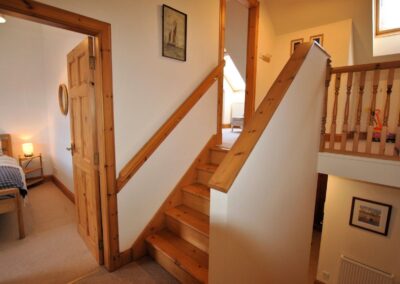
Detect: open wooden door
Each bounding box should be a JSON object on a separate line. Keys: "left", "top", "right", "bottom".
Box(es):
{"left": 67, "top": 37, "right": 103, "bottom": 264}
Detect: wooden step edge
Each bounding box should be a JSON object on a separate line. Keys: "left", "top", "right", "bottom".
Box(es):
{"left": 146, "top": 233, "right": 208, "bottom": 283}
{"left": 196, "top": 163, "right": 218, "bottom": 173}
{"left": 165, "top": 206, "right": 209, "bottom": 237}
{"left": 211, "top": 145, "right": 230, "bottom": 152}
{"left": 182, "top": 184, "right": 210, "bottom": 201}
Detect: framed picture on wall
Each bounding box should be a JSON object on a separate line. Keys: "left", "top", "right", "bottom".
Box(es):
{"left": 310, "top": 34, "right": 324, "bottom": 46}
{"left": 290, "top": 38, "right": 303, "bottom": 55}
{"left": 349, "top": 197, "right": 392, "bottom": 236}
{"left": 162, "top": 4, "right": 187, "bottom": 61}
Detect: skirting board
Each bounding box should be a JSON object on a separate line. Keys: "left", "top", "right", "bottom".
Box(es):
{"left": 51, "top": 175, "right": 75, "bottom": 203}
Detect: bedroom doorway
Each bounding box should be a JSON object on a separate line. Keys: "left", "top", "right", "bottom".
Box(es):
{"left": 218, "top": 0, "right": 259, "bottom": 138}
{"left": 0, "top": 1, "right": 119, "bottom": 271}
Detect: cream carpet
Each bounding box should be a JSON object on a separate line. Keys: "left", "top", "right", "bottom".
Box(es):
{"left": 221, "top": 128, "right": 240, "bottom": 148}
{"left": 0, "top": 182, "right": 98, "bottom": 284}
{"left": 71, "top": 256, "right": 178, "bottom": 284}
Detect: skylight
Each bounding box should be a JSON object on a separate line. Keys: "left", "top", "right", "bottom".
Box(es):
{"left": 223, "top": 54, "right": 245, "bottom": 92}
{"left": 376, "top": 0, "right": 400, "bottom": 35}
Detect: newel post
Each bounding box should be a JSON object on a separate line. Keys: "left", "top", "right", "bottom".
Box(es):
{"left": 320, "top": 59, "right": 332, "bottom": 151}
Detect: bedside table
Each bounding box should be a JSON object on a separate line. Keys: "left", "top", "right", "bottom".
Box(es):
{"left": 19, "top": 154, "right": 44, "bottom": 188}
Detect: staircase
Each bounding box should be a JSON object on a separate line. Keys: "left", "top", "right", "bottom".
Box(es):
{"left": 145, "top": 145, "right": 230, "bottom": 283}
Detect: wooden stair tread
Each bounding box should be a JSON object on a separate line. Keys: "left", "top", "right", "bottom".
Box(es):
{"left": 146, "top": 231, "right": 208, "bottom": 283}
{"left": 182, "top": 184, "right": 210, "bottom": 200}
{"left": 165, "top": 205, "right": 209, "bottom": 236}
{"left": 196, "top": 163, "right": 218, "bottom": 173}
{"left": 211, "top": 145, "right": 230, "bottom": 152}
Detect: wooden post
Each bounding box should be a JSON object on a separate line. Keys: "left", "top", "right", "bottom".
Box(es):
{"left": 395, "top": 111, "right": 400, "bottom": 157}
{"left": 217, "top": 0, "right": 226, "bottom": 144}
{"left": 341, "top": 72, "right": 353, "bottom": 151}
{"left": 329, "top": 73, "right": 341, "bottom": 150}
{"left": 379, "top": 69, "right": 395, "bottom": 155}
{"left": 366, "top": 70, "right": 381, "bottom": 153}
{"left": 320, "top": 59, "right": 332, "bottom": 151}
{"left": 353, "top": 71, "right": 366, "bottom": 152}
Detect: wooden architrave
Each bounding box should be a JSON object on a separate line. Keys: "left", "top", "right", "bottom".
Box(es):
{"left": 0, "top": 0, "right": 120, "bottom": 271}
{"left": 218, "top": 0, "right": 259, "bottom": 134}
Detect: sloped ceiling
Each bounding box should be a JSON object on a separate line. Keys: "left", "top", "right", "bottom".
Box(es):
{"left": 266, "top": 0, "right": 369, "bottom": 35}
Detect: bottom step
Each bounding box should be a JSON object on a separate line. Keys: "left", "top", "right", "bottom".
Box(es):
{"left": 146, "top": 230, "right": 208, "bottom": 284}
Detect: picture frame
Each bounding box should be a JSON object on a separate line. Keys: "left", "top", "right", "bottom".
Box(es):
{"left": 162, "top": 4, "right": 187, "bottom": 61}
{"left": 290, "top": 38, "right": 303, "bottom": 55}
{"left": 310, "top": 34, "right": 324, "bottom": 46}
{"left": 349, "top": 197, "right": 392, "bottom": 236}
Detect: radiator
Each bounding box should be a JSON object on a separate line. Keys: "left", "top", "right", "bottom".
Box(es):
{"left": 338, "top": 255, "right": 394, "bottom": 284}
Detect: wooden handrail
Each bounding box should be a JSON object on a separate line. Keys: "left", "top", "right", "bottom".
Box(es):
{"left": 116, "top": 62, "right": 224, "bottom": 192}
{"left": 331, "top": 60, "right": 400, "bottom": 74}
{"left": 209, "top": 42, "right": 319, "bottom": 193}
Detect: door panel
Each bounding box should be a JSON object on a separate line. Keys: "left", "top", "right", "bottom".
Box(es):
{"left": 67, "top": 37, "right": 103, "bottom": 264}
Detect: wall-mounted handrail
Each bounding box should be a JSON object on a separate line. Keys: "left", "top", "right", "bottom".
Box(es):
{"left": 116, "top": 62, "right": 225, "bottom": 192}
{"left": 209, "top": 42, "right": 319, "bottom": 193}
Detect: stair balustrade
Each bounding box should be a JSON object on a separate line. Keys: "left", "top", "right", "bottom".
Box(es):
{"left": 320, "top": 60, "right": 400, "bottom": 160}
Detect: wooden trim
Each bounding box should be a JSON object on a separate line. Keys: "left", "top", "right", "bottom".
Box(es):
{"left": 51, "top": 175, "right": 75, "bottom": 203}
{"left": 331, "top": 60, "right": 400, "bottom": 74}
{"left": 116, "top": 63, "right": 224, "bottom": 192}
{"left": 315, "top": 280, "right": 326, "bottom": 284}
{"left": 375, "top": 0, "right": 400, "bottom": 36}
{"left": 217, "top": 0, "right": 226, "bottom": 145}
{"left": 244, "top": 2, "right": 259, "bottom": 126}
{"left": 0, "top": 0, "right": 119, "bottom": 271}
{"left": 209, "top": 43, "right": 316, "bottom": 192}
{"left": 129, "top": 135, "right": 217, "bottom": 261}
{"left": 119, "top": 248, "right": 133, "bottom": 268}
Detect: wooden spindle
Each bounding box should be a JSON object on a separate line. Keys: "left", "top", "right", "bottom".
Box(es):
{"left": 341, "top": 72, "right": 353, "bottom": 151}
{"left": 366, "top": 70, "right": 381, "bottom": 153}
{"left": 395, "top": 111, "right": 400, "bottom": 157}
{"left": 320, "top": 59, "right": 332, "bottom": 151}
{"left": 329, "top": 73, "right": 341, "bottom": 150}
{"left": 379, "top": 69, "right": 395, "bottom": 155}
{"left": 353, "top": 71, "right": 366, "bottom": 152}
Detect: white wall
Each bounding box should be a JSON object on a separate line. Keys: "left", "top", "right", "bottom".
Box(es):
{"left": 209, "top": 45, "right": 328, "bottom": 283}
{"left": 0, "top": 17, "right": 50, "bottom": 173}
{"left": 225, "top": 0, "right": 248, "bottom": 79}
{"left": 255, "top": 0, "right": 276, "bottom": 108}
{"left": 0, "top": 16, "right": 84, "bottom": 191}
{"left": 42, "top": 25, "right": 85, "bottom": 191}
{"left": 37, "top": 0, "right": 220, "bottom": 250}
{"left": 317, "top": 176, "right": 400, "bottom": 284}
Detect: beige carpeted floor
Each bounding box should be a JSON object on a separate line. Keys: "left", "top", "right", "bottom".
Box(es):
{"left": 71, "top": 256, "right": 178, "bottom": 284}
{"left": 221, "top": 128, "right": 240, "bottom": 148}
{"left": 0, "top": 182, "right": 99, "bottom": 284}
{"left": 0, "top": 181, "right": 182, "bottom": 284}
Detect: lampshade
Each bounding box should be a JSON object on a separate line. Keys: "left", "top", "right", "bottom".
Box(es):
{"left": 22, "top": 143, "right": 34, "bottom": 157}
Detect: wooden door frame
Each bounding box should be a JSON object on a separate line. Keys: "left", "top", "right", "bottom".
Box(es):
{"left": 0, "top": 0, "right": 120, "bottom": 271}
{"left": 218, "top": 0, "right": 259, "bottom": 140}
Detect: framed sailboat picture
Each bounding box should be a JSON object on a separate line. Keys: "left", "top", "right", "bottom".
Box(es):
{"left": 162, "top": 5, "right": 187, "bottom": 61}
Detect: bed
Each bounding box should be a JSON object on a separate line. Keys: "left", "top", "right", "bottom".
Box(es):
{"left": 0, "top": 134, "right": 26, "bottom": 239}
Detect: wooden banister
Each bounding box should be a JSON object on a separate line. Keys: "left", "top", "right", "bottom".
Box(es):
{"left": 321, "top": 59, "right": 400, "bottom": 160}
{"left": 116, "top": 62, "right": 224, "bottom": 192}
{"left": 331, "top": 60, "right": 400, "bottom": 74}
{"left": 209, "top": 42, "right": 320, "bottom": 193}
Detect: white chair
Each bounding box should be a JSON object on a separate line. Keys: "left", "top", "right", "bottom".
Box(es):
{"left": 231, "top": 102, "right": 244, "bottom": 132}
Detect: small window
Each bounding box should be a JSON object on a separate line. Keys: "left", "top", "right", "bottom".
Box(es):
{"left": 376, "top": 0, "right": 400, "bottom": 35}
